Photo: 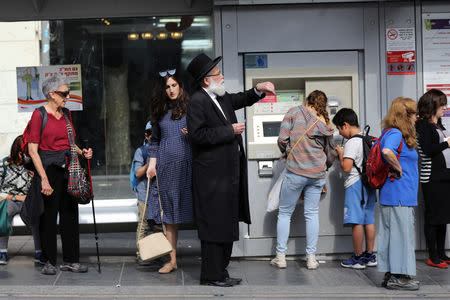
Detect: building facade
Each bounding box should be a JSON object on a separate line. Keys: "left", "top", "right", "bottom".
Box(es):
{"left": 1, "top": 0, "right": 449, "bottom": 256}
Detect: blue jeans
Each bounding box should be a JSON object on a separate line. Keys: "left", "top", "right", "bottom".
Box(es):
{"left": 276, "top": 170, "right": 326, "bottom": 254}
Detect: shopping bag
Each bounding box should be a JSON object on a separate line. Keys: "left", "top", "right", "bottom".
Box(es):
{"left": 137, "top": 174, "right": 172, "bottom": 262}
{"left": 267, "top": 169, "right": 286, "bottom": 212}
{"left": 0, "top": 200, "right": 12, "bottom": 236}
{"left": 138, "top": 232, "right": 172, "bottom": 262}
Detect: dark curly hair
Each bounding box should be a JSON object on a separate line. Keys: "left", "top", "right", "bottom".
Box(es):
{"left": 305, "top": 90, "right": 330, "bottom": 125}
{"left": 418, "top": 89, "right": 447, "bottom": 123}
{"left": 8, "top": 135, "right": 24, "bottom": 166}
{"left": 150, "top": 74, "right": 189, "bottom": 124}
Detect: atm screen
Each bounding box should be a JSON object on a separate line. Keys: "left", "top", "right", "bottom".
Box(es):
{"left": 262, "top": 121, "right": 281, "bottom": 137}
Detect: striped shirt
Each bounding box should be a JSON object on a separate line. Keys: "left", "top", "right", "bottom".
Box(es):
{"left": 278, "top": 105, "right": 334, "bottom": 179}
{"left": 417, "top": 141, "right": 431, "bottom": 183}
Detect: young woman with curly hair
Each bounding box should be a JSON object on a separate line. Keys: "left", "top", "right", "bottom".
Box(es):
{"left": 270, "top": 90, "right": 336, "bottom": 270}
{"left": 377, "top": 97, "right": 419, "bottom": 290}
{"left": 146, "top": 71, "right": 193, "bottom": 274}
{"left": 416, "top": 89, "right": 450, "bottom": 269}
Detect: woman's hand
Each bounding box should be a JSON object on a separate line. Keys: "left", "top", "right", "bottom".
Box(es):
{"left": 181, "top": 128, "right": 188, "bottom": 135}
{"left": 82, "top": 148, "right": 93, "bottom": 159}
{"left": 41, "top": 177, "right": 53, "bottom": 196}
{"left": 146, "top": 164, "right": 156, "bottom": 179}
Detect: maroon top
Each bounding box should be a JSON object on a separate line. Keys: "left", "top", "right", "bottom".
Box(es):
{"left": 28, "top": 108, "right": 74, "bottom": 151}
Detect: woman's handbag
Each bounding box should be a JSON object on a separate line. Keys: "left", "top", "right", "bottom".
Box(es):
{"left": 266, "top": 119, "right": 319, "bottom": 212}
{"left": 64, "top": 114, "right": 93, "bottom": 205}
{"left": 137, "top": 174, "right": 172, "bottom": 262}
{"left": 0, "top": 200, "right": 12, "bottom": 236}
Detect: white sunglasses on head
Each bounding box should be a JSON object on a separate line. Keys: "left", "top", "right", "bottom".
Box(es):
{"left": 159, "top": 69, "right": 176, "bottom": 77}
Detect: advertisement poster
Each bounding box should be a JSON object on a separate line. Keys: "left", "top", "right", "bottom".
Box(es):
{"left": 386, "top": 27, "right": 416, "bottom": 75}
{"left": 423, "top": 13, "right": 450, "bottom": 129}
{"left": 16, "top": 65, "right": 83, "bottom": 112}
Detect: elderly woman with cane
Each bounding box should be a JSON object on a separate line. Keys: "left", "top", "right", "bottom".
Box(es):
{"left": 26, "top": 75, "right": 92, "bottom": 275}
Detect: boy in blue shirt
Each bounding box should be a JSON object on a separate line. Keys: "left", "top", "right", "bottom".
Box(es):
{"left": 133, "top": 122, "right": 152, "bottom": 263}
{"left": 333, "top": 108, "right": 377, "bottom": 269}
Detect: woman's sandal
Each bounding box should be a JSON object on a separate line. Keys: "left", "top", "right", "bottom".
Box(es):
{"left": 158, "top": 262, "right": 178, "bottom": 274}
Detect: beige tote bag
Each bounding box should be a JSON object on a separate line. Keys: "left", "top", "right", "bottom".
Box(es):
{"left": 137, "top": 174, "right": 172, "bottom": 262}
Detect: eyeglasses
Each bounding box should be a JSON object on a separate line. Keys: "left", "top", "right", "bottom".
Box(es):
{"left": 159, "top": 69, "right": 176, "bottom": 77}
{"left": 53, "top": 90, "right": 70, "bottom": 98}
{"left": 206, "top": 71, "right": 222, "bottom": 77}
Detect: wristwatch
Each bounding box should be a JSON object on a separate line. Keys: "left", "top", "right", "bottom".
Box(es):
{"left": 11, "top": 195, "right": 16, "bottom": 201}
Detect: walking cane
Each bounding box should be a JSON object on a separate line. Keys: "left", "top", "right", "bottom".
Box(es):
{"left": 85, "top": 141, "right": 101, "bottom": 273}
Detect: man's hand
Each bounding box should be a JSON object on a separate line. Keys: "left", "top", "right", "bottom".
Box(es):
{"left": 181, "top": 128, "right": 188, "bottom": 135}
{"left": 255, "top": 82, "right": 276, "bottom": 95}
{"left": 232, "top": 122, "right": 246, "bottom": 135}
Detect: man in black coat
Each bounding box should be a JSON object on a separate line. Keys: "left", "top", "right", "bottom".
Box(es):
{"left": 186, "top": 54, "right": 275, "bottom": 287}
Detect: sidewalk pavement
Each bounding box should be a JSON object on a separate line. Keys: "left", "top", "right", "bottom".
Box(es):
{"left": 1, "top": 232, "right": 450, "bottom": 299}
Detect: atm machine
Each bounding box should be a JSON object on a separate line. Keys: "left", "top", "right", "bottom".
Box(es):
{"left": 241, "top": 51, "right": 361, "bottom": 256}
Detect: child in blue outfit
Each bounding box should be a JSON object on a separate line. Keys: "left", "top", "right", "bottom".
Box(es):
{"left": 333, "top": 108, "right": 377, "bottom": 269}
{"left": 133, "top": 122, "right": 152, "bottom": 263}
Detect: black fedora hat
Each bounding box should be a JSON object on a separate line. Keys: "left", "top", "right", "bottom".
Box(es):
{"left": 187, "top": 53, "right": 222, "bottom": 82}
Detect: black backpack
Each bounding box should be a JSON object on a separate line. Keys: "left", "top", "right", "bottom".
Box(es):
{"left": 347, "top": 125, "right": 376, "bottom": 205}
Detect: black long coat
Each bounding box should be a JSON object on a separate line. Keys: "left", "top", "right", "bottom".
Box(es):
{"left": 186, "top": 88, "right": 263, "bottom": 242}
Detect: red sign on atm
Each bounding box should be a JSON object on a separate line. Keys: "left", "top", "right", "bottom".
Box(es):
{"left": 387, "top": 51, "right": 415, "bottom": 64}
{"left": 259, "top": 94, "right": 277, "bottom": 103}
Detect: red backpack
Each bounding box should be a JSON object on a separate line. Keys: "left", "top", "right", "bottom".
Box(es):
{"left": 365, "top": 128, "right": 403, "bottom": 189}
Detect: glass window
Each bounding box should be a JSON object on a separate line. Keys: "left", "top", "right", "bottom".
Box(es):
{"left": 42, "top": 16, "right": 213, "bottom": 199}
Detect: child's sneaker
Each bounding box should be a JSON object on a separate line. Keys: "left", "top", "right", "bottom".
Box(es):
{"left": 341, "top": 254, "right": 365, "bottom": 269}
{"left": 34, "top": 251, "right": 45, "bottom": 266}
{"left": 0, "top": 252, "right": 8, "bottom": 265}
{"left": 361, "top": 251, "right": 377, "bottom": 267}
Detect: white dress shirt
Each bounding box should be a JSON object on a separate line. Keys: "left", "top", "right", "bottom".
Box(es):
{"left": 202, "top": 87, "right": 227, "bottom": 119}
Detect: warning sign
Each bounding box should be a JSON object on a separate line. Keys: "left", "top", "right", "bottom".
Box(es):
{"left": 387, "top": 29, "right": 398, "bottom": 40}
{"left": 386, "top": 27, "right": 416, "bottom": 75}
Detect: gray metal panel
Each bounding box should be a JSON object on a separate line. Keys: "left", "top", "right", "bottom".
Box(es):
{"left": 236, "top": 4, "right": 365, "bottom": 53}
{"left": 215, "top": 0, "right": 412, "bottom": 5}
{"left": 363, "top": 4, "right": 382, "bottom": 135}
{"left": 421, "top": 0, "right": 450, "bottom": 13}
{"left": 0, "top": 0, "right": 212, "bottom": 21}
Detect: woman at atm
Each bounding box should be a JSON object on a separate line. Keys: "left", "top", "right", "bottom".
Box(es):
{"left": 270, "top": 90, "right": 335, "bottom": 270}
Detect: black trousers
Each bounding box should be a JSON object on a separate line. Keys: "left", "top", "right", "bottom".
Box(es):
{"left": 39, "top": 165, "right": 80, "bottom": 266}
{"left": 200, "top": 240, "right": 233, "bottom": 281}
{"left": 424, "top": 220, "right": 447, "bottom": 261}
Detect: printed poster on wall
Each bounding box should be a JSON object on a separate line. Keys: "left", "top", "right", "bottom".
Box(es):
{"left": 16, "top": 65, "right": 83, "bottom": 112}
{"left": 386, "top": 27, "right": 416, "bottom": 75}
{"left": 423, "top": 13, "right": 450, "bottom": 129}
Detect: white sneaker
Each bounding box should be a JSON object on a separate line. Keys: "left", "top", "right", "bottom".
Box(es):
{"left": 270, "top": 253, "right": 287, "bottom": 268}
{"left": 306, "top": 254, "right": 319, "bottom": 270}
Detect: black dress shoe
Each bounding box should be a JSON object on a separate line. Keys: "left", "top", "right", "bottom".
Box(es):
{"left": 200, "top": 279, "right": 234, "bottom": 287}
{"left": 226, "top": 277, "right": 242, "bottom": 285}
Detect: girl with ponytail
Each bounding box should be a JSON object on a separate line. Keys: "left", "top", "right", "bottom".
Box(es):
{"left": 270, "top": 90, "right": 336, "bottom": 270}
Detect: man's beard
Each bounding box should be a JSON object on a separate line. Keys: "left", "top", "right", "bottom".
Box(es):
{"left": 207, "top": 79, "right": 226, "bottom": 97}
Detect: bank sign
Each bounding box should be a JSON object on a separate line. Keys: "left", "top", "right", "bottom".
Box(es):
{"left": 16, "top": 65, "right": 83, "bottom": 112}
